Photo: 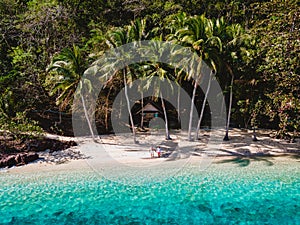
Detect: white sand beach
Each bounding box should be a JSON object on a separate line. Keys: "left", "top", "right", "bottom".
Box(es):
{"left": 2, "top": 129, "right": 299, "bottom": 175}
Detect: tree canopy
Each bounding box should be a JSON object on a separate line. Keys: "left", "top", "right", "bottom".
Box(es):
{"left": 0, "top": 0, "right": 299, "bottom": 140}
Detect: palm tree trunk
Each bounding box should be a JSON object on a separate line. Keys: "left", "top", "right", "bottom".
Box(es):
{"left": 123, "top": 68, "right": 136, "bottom": 143}
{"left": 220, "top": 87, "right": 225, "bottom": 115}
{"left": 119, "top": 93, "right": 123, "bottom": 119}
{"left": 105, "top": 86, "right": 113, "bottom": 131}
{"left": 160, "top": 92, "right": 171, "bottom": 140}
{"left": 141, "top": 91, "right": 144, "bottom": 128}
{"left": 252, "top": 126, "right": 258, "bottom": 141}
{"left": 177, "top": 85, "right": 180, "bottom": 126}
{"left": 81, "top": 94, "right": 95, "bottom": 141}
{"left": 195, "top": 72, "right": 212, "bottom": 140}
{"left": 58, "top": 91, "right": 62, "bottom": 124}
{"left": 188, "top": 79, "right": 199, "bottom": 141}
{"left": 224, "top": 68, "right": 234, "bottom": 141}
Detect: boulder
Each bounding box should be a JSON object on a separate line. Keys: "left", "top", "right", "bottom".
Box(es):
{"left": 0, "top": 153, "right": 39, "bottom": 168}
{"left": 0, "top": 155, "right": 17, "bottom": 168}
{"left": 24, "top": 153, "right": 39, "bottom": 163}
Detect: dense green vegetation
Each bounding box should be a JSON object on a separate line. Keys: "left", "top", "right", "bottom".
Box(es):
{"left": 0, "top": 0, "right": 299, "bottom": 141}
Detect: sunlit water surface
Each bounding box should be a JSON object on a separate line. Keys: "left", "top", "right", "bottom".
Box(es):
{"left": 0, "top": 158, "right": 299, "bottom": 225}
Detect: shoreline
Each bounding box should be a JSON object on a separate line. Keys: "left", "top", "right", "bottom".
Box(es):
{"left": 2, "top": 153, "right": 298, "bottom": 175}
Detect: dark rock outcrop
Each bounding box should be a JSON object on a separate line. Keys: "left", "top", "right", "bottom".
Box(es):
{"left": 0, "top": 153, "right": 39, "bottom": 168}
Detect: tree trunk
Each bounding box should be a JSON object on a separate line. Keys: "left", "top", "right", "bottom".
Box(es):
{"left": 224, "top": 66, "right": 234, "bottom": 141}
{"left": 141, "top": 91, "right": 144, "bottom": 128}
{"left": 252, "top": 126, "right": 258, "bottom": 141}
{"left": 160, "top": 92, "right": 171, "bottom": 140}
{"left": 188, "top": 79, "right": 199, "bottom": 141}
{"left": 105, "top": 86, "right": 113, "bottom": 131}
{"left": 119, "top": 92, "right": 123, "bottom": 119}
{"left": 57, "top": 91, "right": 62, "bottom": 125}
{"left": 291, "top": 130, "right": 296, "bottom": 143}
{"left": 195, "top": 71, "right": 212, "bottom": 140}
{"left": 220, "top": 91, "right": 225, "bottom": 116}
{"left": 81, "top": 94, "right": 95, "bottom": 141}
{"left": 123, "top": 68, "right": 136, "bottom": 143}
{"left": 177, "top": 85, "right": 180, "bottom": 126}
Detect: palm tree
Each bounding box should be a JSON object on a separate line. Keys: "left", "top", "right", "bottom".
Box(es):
{"left": 46, "top": 45, "right": 85, "bottom": 109}
{"left": 127, "top": 18, "right": 149, "bottom": 41}
{"left": 165, "top": 12, "right": 189, "bottom": 43}
{"left": 105, "top": 27, "right": 137, "bottom": 142}
{"left": 142, "top": 65, "right": 173, "bottom": 140}
{"left": 134, "top": 64, "right": 150, "bottom": 129}
{"left": 140, "top": 40, "right": 178, "bottom": 140}
{"left": 165, "top": 13, "right": 190, "bottom": 128}
{"left": 103, "top": 19, "right": 149, "bottom": 142}
{"left": 46, "top": 45, "right": 96, "bottom": 140}
{"left": 217, "top": 23, "right": 248, "bottom": 141}
{"left": 160, "top": 91, "right": 171, "bottom": 140}
{"left": 195, "top": 69, "right": 215, "bottom": 140}
{"left": 175, "top": 15, "right": 222, "bottom": 140}
{"left": 223, "top": 63, "right": 234, "bottom": 141}
{"left": 194, "top": 19, "right": 223, "bottom": 141}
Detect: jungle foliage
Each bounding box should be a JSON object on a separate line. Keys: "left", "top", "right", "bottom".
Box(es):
{"left": 0, "top": 0, "right": 299, "bottom": 140}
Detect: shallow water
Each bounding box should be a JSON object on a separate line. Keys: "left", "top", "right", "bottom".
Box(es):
{"left": 0, "top": 158, "right": 299, "bottom": 225}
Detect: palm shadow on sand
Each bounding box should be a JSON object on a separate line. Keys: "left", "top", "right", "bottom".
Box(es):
{"left": 214, "top": 156, "right": 275, "bottom": 167}
{"left": 192, "top": 130, "right": 300, "bottom": 167}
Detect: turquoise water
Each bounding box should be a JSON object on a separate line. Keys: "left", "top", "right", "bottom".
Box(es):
{"left": 0, "top": 159, "right": 299, "bottom": 225}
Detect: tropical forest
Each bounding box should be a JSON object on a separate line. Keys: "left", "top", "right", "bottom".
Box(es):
{"left": 0, "top": 0, "right": 299, "bottom": 156}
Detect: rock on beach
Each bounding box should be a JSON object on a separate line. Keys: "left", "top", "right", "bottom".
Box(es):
{"left": 0, "top": 153, "right": 39, "bottom": 168}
